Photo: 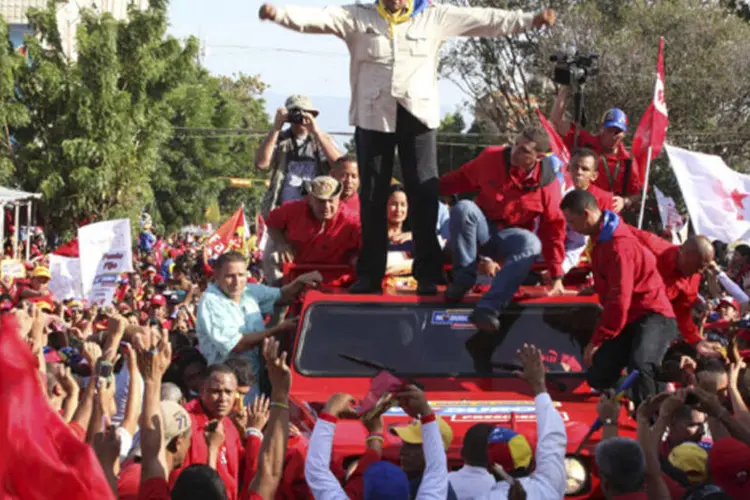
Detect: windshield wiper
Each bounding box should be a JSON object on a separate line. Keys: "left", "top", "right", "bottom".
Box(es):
{"left": 338, "top": 353, "right": 424, "bottom": 389}
{"left": 489, "top": 362, "right": 567, "bottom": 392}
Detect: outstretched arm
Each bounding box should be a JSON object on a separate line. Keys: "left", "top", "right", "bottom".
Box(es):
{"left": 259, "top": 3, "right": 355, "bottom": 39}
{"left": 436, "top": 5, "right": 554, "bottom": 39}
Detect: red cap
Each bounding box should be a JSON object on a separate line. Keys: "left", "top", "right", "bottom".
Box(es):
{"left": 150, "top": 295, "right": 166, "bottom": 307}
{"left": 718, "top": 297, "right": 741, "bottom": 312}
{"left": 709, "top": 438, "right": 750, "bottom": 498}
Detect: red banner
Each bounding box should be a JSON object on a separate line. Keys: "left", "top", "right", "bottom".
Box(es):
{"left": 631, "top": 37, "right": 668, "bottom": 180}
{"left": 204, "top": 206, "right": 246, "bottom": 261}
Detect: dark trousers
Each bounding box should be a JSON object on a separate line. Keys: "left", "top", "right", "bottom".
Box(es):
{"left": 354, "top": 105, "right": 442, "bottom": 284}
{"left": 587, "top": 313, "right": 678, "bottom": 406}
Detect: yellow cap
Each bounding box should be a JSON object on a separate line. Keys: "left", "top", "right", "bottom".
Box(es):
{"left": 669, "top": 442, "right": 708, "bottom": 484}
{"left": 391, "top": 416, "right": 453, "bottom": 451}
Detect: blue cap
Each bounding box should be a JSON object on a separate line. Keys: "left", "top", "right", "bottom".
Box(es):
{"left": 601, "top": 108, "right": 628, "bottom": 132}
{"left": 363, "top": 461, "right": 409, "bottom": 500}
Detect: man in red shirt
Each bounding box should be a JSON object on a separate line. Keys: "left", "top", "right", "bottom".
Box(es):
{"left": 551, "top": 86, "right": 641, "bottom": 207}
{"left": 19, "top": 266, "right": 56, "bottom": 309}
{"left": 178, "top": 364, "right": 245, "bottom": 500}
{"left": 331, "top": 155, "right": 360, "bottom": 215}
{"left": 566, "top": 148, "right": 622, "bottom": 211}
{"left": 265, "top": 175, "right": 361, "bottom": 284}
{"left": 439, "top": 127, "right": 566, "bottom": 332}
{"left": 561, "top": 189, "right": 677, "bottom": 404}
{"left": 631, "top": 229, "right": 714, "bottom": 345}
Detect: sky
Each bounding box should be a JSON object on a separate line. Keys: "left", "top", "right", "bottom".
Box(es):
{"left": 166, "top": 0, "right": 469, "bottom": 135}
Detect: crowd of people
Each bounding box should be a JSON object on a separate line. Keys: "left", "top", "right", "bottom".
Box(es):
{"left": 5, "top": 0, "right": 750, "bottom": 498}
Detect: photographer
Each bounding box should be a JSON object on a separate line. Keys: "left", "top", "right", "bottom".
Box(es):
{"left": 255, "top": 95, "right": 342, "bottom": 217}
{"left": 551, "top": 85, "right": 642, "bottom": 212}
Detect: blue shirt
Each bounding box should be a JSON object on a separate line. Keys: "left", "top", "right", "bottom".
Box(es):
{"left": 196, "top": 283, "right": 281, "bottom": 395}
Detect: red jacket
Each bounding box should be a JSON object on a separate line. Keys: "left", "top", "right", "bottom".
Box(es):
{"left": 591, "top": 214, "right": 674, "bottom": 346}
{"left": 439, "top": 146, "right": 566, "bottom": 277}
{"left": 632, "top": 228, "right": 702, "bottom": 344}
{"left": 587, "top": 183, "right": 615, "bottom": 212}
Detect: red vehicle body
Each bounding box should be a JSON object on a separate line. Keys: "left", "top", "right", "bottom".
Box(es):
{"left": 281, "top": 265, "right": 637, "bottom": 499}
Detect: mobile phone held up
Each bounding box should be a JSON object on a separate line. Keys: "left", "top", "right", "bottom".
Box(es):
{"left": 98, "top": 361, "right": 114, "bottom": 379}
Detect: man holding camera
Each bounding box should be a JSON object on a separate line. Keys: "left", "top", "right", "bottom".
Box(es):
{"left": 255, "top": 95, "right": 343, "bottom": 217}
{"left": 259, "top": 0, "right": 556, "bottom": 295}
{"left": 551, "top": 86, "right": 642, "bottom": 212}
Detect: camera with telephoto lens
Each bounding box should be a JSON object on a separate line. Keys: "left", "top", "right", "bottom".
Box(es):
{"left": 287, "top": 108, "right": 305, "bottom": 124}
{"left": 550, "top": 52, "right": 599, "bottom": 85}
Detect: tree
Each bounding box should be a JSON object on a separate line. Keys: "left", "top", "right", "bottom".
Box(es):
{"left": 0, "top": 18, "right": 29, "bottom": 185}
{"left": 2, "top": 1, "right": 270, "bottom": 237}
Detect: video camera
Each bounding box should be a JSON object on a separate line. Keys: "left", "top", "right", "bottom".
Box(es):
{"left": 550, "top": 52, "right": 599, "bottom": 86}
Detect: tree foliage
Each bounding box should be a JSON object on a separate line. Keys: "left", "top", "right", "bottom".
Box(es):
{"left": 1, "top": 0, "right": 269, "bottom": 237}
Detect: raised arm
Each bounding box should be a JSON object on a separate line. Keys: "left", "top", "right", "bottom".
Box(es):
{"left": 259, "top": 3, "right": 356, "bottom": 39}
{"left": 435, "top": 4, "right": 555, "bottom": 39}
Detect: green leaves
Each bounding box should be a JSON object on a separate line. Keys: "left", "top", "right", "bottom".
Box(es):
{"left": 0, "top": 2, "right": 268, "bottom": 234}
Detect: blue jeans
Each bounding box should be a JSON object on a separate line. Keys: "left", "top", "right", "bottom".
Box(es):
{"left": 449, "top": 200, "right": 542, "bottom": 313}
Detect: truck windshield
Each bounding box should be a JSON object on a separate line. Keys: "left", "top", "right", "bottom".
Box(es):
{"left": 294, "top": 302, "right": 601, "bottom": 377}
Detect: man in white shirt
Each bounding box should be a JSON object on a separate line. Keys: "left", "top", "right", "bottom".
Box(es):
{"left": 259, "top": 0, "right": 556, "bottom": 295}
{"left": 481, "top": 344, "right": 567, "bottom": 499}
{"left": 448, "top": 423, "right": 495, "bottom": 499}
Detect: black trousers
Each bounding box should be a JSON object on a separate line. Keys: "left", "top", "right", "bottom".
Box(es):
{"left": 354, "top": 105, "right": 442, "bottom": 284}
{"left": 587, "top": 313, "right": 678, "bottom": 406}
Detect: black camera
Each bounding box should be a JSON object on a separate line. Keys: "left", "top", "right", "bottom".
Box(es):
{"left": 550, "top": 52, "right": 599, "bottom": 85}
{"left": 287, "top": 109, "right": 305, "bottom": 124}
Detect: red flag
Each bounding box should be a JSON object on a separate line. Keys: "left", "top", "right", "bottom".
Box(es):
{"left": 631, "top": 37, "right": 668, "bottom": 180}
{"left": 536, "top": 108, "right": 571, "bottom": 164}
{"left": 0, "top": 315, "right": 115, "bottom": 499}
{"left": 204, "top": 206, "right": 246, "bottom": 261}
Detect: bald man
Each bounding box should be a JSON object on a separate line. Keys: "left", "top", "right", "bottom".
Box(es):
{"left": 632, "top": 229, "right": 714, "bottom": 345}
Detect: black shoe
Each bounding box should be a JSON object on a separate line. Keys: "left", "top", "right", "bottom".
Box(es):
{"left": 416, "top": 282, "right": 438, "bottom": 296}
{"left": 348, "top": 279, "right": 382, "bottom": 294}
{"left": 469, "top": 308, "right": 500, "bottom": 332}
{"left": 444, "top": 282, "right": 472, "bottom": 303}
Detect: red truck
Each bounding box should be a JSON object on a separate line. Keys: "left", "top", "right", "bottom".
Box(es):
{"left": 281, "top": 266, "right": 635, "bottom": 499}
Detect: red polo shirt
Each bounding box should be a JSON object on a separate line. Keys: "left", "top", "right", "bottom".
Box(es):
{"left": 564, "top": 124, "right": 642, "bottom": 196}
{"left": 632, "top": 228, "right": 701, "bottom": 344}
{"left": 341, "top": 192, "right": 360, "bottom": 214}
{"left": 266, "top": 199, "right": 361, "bottom": 266}
{"left": 591, "top": 216, "right": 674, "bottom": 346}
{"left": 439, "top": 146, "right": 566, "bottom": 277}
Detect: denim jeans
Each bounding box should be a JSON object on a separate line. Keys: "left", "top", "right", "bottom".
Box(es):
{"left": 449, "top": 200, "right": 542, "bottom": 313}
{"left": 587, "top": 313, "right": 678, "bottom": 406}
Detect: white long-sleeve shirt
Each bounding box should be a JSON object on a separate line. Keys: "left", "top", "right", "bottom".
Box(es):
{"left": 718, "top": 271, "right": 750, "bottom": 307}
{"left": 448, "top": 464, "right": 496, "bottom": 499}
{"left": 304, "top": 414, "right": 448, "bottom": 500}
{"left": 480, "top": 393, "right": 567, "bottom": 500}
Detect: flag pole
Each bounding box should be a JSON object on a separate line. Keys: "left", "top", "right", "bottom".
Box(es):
{"left": 637, "top": 146, "right": 653, "bottom": 229}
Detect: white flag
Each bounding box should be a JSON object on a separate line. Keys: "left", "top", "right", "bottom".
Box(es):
{"left": 667, "top": 145, "right": 750, "bottom": 243}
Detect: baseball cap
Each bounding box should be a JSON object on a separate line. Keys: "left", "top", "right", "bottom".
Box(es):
{"left": 304, "top": 176, "right": 343, "bottom": 201}
{"left": 150, "top": 294, "right": 167, "bottom": 307}
{"left": 601, "top": 108, "right": 628, "bottom": 133}
{"left": 362, "top": 461, "right": 410, "bottom": 499}
{"left": 390, "top": 416, "right": 453, "bottom": 451}
{"left": 708, "top": 437, "right": 750, "bottom": 498}
{"left": 487, "top": 426, "right": 533, "bottom": 472}
{"left": 718, "top": 297, "right": 740, "bottom": 312}
{"left": 31, "top": 266, "right": 52, "bottom": 280}
{"left": 285, "top": 94, "right": 319, "bottom": 116}
{"left": 132, "top": 401, "right": 192, "bottom": 457}
{"left": 669, "top": 442, "right": 708, "bottom": 484}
